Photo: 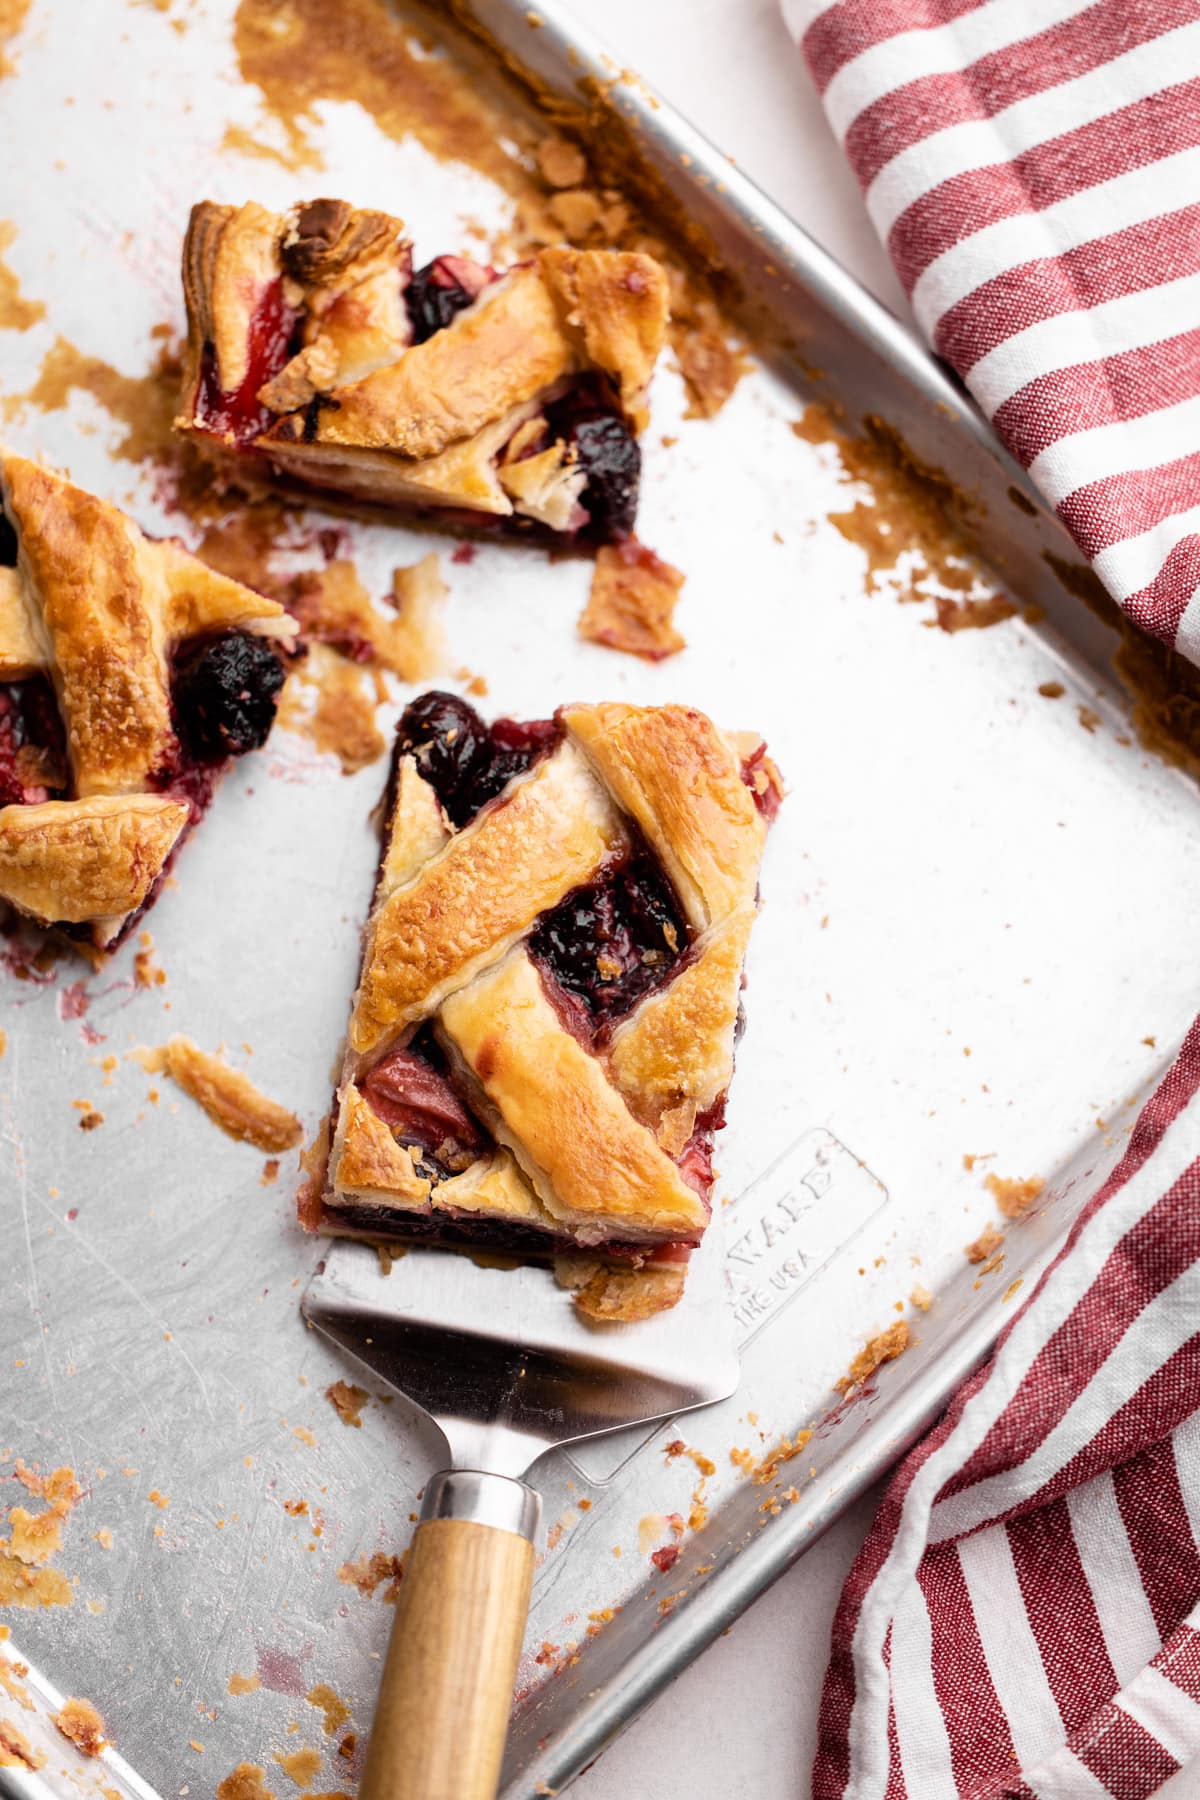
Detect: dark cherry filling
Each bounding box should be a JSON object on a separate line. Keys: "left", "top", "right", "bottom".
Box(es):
{"left": 195, "top": 277, "right": 297, "bottom": 446}
{"left": 543, "top": 376, "right": 641, "bottom": 540}
{"left": 397, "top": 691, "right": 560, "bottom": 829}
{"left": 0, "top": 512, "right": 18, "bottom": 567}
{"left": 362, "top": 1027, "right": 486, "bottom": 1178}
{"left": 172, "top": 632, "right": 285, "bottom": 762}
{"left": 0, "top": 678, "right": 67, "bottom": 807}
{"left": 529, "top": 851, "right": 687, "bottom": 1026}
{"left": 150, "top": 630, "right": 286, "bottom": 824}
{"left": 406, "top": 254, "right": 493, "bottom": 345}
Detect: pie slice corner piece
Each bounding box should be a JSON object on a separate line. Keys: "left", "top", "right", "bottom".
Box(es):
{"left": 0, "top": 448, "right": 296, "bottom": 950}
{"left": 311, "top": 687, "right": 783, "bottom": 1320}
{"left": 175, "top": 197, "right": 669, "bottom": 543}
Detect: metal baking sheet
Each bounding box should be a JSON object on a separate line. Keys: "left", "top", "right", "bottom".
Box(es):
{"left": 2, "top": 2, "right": 1198, "bottom": 1795}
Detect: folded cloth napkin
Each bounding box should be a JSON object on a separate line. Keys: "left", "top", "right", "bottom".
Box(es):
{"left": 809, "top": 1022, "right": 1200, "bottom": 1798}
{"left": 783, "top": 0, "right": 1200, "bottom": 664}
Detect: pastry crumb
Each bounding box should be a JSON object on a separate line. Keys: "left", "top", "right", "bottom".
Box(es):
{"left": 388, "top": 554, "right": 449, "bottom": 680}
{"left": 835, "top": 1322, "right": 910, "bottom": 1395}
{"left": 227, "top": 1672, "right": 260, "bottom": 1696}
{"left": 277, "top": 646, "right": 385, "bottom": 775}
{"left": 153, "top": 1036, "right": 303, "bottom": 1153}
{"left": 909, "top": 1283, "right": 933, "bottom": 1312}
{"left": 1038, "top": 680, "right": 1065, "bottom": 698}
{"left": 965, "top": 1222, "right": 1005, "bottom": 1263}
{"left": 0, "top": 1717, "right": 45, "bottom": 1769}
{"left": 556, "top": 1256, "right": 685, "bottom": 1321}
{"left": 325, "top": 1380, "right": 368, "bottom": 1428}
{"left": 337, "top": 1551, "right": 403, "bottom": 1601}
{"left": 261, "top": 1158, "right": 280, "bottom": 1186}
{"left": 217, "top": 1763, "right": 275, "bottom": 1800}
{"left": 578, "top": 540, "right": 685, "bottom": 661}
{"left": 275, "top": 1746, "right": 321, "bottom": 1787}
{"left": 306, "top": 1683, "right": 351, "bottom": 1735}
{"left": 52, "top": 1696, "right": 108, "bottom": 1757}
{"left": 984, "top": 1172, "right": 1045, "bottom": 1219}
{"left": 537, "top": 135, "right": 588, "bottom": 188}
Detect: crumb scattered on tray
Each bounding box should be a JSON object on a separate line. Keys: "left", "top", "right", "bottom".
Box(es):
{"left": 965, "top": 1222, "right": 1005, "bottom": 1264}
{"left": 555, "top": 1256, "right": 686, "bottom": 1322}
{"left": 52, "top": 1696, "right": 108, "bottom": 1757}
{"left": 306, "top": 1684, "right": 351, "bottom": 1736}
{"left": 835, "top": 1321, "right": 910, "bottom": 1395}
{"left": 147, "top": 1036, "right": 303, "bottom": 1153}
{"left": 75, "top": 1102, "right": 104, "bottom": 1131}
{"left": 337, "top": 1551, "right": 403, "bottom": 1602}
{"left": 277, "top": 645, "right": 386, "bottom": 775}
{"left": 537, "top": 135, "right": 588, "bottom": 189}
{"left": 389, "top": 554, "right": 449, "bottom": 680}
{"left": 217, "top": 1762, "right": 275, "bottom": 1800}
{"left": 261, "top": 1158, "right": 280, "bottom": 1186}
{"left": 0, "top": 1660, "right": 33, "bottom": 1713}
{"left": 325, "top": 1381, "right": 368, "bottom": 1429}
{"left": 275, "top": 1746, "right": 321, "bottom": 1788}
{"left": 984, "top": 1172, "right": 1045, "bottom": 1219}
{"left": 1039, "top": 680, "right": 1065, "bottom": 698}
{"left": 133, "top": 931, "right": 165, "bottom": 988}
{"left": 228, "top": 1672, "right": 261, "bottom": 1696}
{"left": 0, "top": 1463, "right": 81, "bottom": 1610}
{"left": 1078, "top": 704, "right": 1101, "bottom": 734}
{"left": 0, "top": 1717, "right": 45, "bottom": 1770}
{"left": 577, "top": 540, "right": 685, "bottom": 661}
{"left": 910, "top": 1283, "right": 933, "bottom": 1312}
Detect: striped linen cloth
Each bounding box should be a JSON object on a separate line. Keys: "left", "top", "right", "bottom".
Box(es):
{"left": 782, "top": 0, "right": 1200, "bottom": 662}
{"left": 808, "top": 1021, "right": 1200, "bottom": 1797}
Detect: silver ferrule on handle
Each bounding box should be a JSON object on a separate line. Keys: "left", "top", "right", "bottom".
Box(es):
{"left": 420, "top": 1469, "right": 541, "bottom": 1541}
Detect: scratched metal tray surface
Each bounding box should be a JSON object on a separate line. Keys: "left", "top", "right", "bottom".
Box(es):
{"left": 2, "top": 2, "right": 1199, "bottom": 1795}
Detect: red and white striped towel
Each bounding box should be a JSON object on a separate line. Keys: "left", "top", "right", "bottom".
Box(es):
{"left": 810, "top": 1019, "right": 1200, "bottom": 1798}
{"left": 780, "top": 10, "right": 1200, "bottom": 1789}
{"left": 783, "top": 0, "right": 1200, "bottom": 663}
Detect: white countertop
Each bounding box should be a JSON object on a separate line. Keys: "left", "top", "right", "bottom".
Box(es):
{"left": 556, "top": 3, "right": 892, "bottom": 1793}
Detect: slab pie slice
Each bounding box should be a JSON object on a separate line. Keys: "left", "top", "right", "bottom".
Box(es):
{"left": 175, "top": 199, "right": 669, "bottom": 542}
{"left": 305, "top": 690, "right": 783, "bottom": 1319}
{"left": 0, "top": 451, "right": 297, "bottom": 950}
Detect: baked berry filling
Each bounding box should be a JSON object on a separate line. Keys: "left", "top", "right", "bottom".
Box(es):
{"left": 528, "top": 850, "right": 688, "bottom": 1028}
{"left": 543, "top": 376, "right": 641, "bottom": 540}
{"left": 172, "top": 632, "right": 286, "bottom": 762}
{"left": 149, "top": 630, "right": 287, "bottom": 824}
{"left": 195, "top": 276, "right": 298, "bottom": 446}
{"left": 405, "top": 254, "right": 494, "bottom": 345}
{"left": 362, "top": 1029, "right": 487, "bottom": 1179}
{"left": 0, "top": 512, "right": 18, "bottom": 567}
{"left": 0, "top": 678, "right": 67, "bottom": 807}
{"left": 397, "top": 691, "right": 560, "bottom": 829}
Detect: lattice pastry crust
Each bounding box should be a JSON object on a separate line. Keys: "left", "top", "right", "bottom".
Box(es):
{"left": 175, "top": 199, "right": 669, "bottom": 540}
{"left": 307, "top": 693, "right": 781, "bottom": 1316}
{"left": 0, "top": 451, "right": 296, "bottom": 949}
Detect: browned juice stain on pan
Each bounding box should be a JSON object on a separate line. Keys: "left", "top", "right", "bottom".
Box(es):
{"left": 794, "top": 404, "right": 1002, "bottom": 609}
{"left": 0, "top": 0, "right": 30, "bottom": 78}
{"left": 1, "top": 335, "right": 180, "bottom": 465}
{"left": 0, "top": 222, "right": 44, "bottom": 330}
{"left": 231, "top": 0, "right": 541, "bottom": 198}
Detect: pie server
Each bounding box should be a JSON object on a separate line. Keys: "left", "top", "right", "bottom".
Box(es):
{"left": 302, "top": 1235, "right": 738, "bottom": 1800}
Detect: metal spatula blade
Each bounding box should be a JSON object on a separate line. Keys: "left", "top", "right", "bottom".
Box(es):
{"left": 302, "top": 1238, "right": 737, "bottom": 1800}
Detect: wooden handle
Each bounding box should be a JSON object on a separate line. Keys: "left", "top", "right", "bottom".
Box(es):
{"left": 360, "top": 1485, "right": 537, "bottom": 1800}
